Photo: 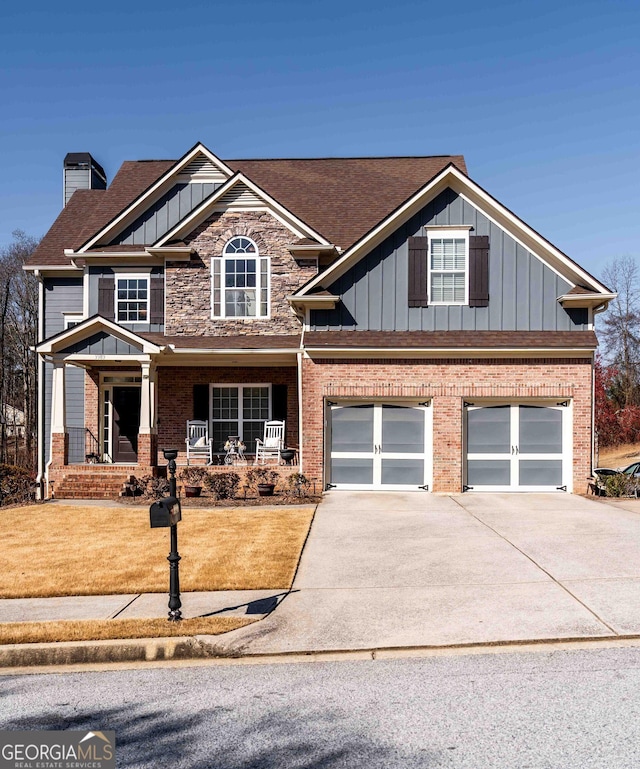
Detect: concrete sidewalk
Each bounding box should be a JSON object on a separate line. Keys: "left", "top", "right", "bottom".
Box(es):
{"left": 2, "top": 493, "right": 640, "bottom": 665}
{"left": 0, "top": 589, "right": 286, "bottom": 623}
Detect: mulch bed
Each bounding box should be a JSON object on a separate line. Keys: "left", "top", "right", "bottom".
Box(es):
{"left": 116, "top": 493, "right": 321, "bottom": 507}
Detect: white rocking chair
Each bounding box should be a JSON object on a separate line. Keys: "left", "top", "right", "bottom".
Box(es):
{"left": 255, "top": 420, "right": 285, "bottom": 464}
{"left": 185, "top": 420, "right": 213, "bottom": 465}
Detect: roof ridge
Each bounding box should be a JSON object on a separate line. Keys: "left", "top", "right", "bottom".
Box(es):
{"left": 229, "top": 155, "right": 464, "bottom": 161}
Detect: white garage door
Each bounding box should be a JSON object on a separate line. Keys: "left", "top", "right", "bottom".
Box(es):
{"left": 328, "top": 403, "right": 432, "bottom": 490}
{"left": 465, "top": 403, "right": 571, "bottom": 491}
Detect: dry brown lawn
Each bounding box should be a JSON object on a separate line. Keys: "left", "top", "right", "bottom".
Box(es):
{"left": 598, "top": 443, "right": 640, "bottom": 468}
{"left": 3, "top": 504, "right": 315, "bottom": 598}
{"left": 0, "top": 617, "right": 254, "bottom": 645}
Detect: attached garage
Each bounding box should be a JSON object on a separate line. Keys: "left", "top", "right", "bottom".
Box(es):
{"left": 464, "top": 402, "right": 572, "bottom": 492}
{"left": 327, "top": 402, "right": 432, "bottom": 490}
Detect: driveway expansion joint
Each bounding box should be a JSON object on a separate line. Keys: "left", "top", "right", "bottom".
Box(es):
{"left": 451, "top": 497, "right": 620, "bottom": 636}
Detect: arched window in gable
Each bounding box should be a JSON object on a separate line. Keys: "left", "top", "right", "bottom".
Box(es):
{"left": 211, "top": 236, "right": 269, "bottom": 318}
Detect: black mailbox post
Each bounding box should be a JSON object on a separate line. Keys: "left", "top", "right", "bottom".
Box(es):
{"left": 149, "top": 449, "right": 182, "bottom": 621}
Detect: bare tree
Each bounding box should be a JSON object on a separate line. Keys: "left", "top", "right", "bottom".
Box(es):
{"left": 0, "top": 231, "right": 39, "bottom": 468}
{"left": 598, "top": 255, "right": 640, "bottom": 408}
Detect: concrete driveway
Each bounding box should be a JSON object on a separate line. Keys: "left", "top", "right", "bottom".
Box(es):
{"left": 212, "top": 492, "right": 640, "bottom": 655}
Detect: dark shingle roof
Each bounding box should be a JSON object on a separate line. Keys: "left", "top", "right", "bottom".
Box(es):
{"left": 27, "top": 155, "right": 466, "bottom": 266}
{"left": 304, "top": 330, "right": 598, "bottom": 350}
{"left": 227, "top": 156, "right": 467, "bottom": 249}
{"left": 139, "top": 333, "right": 301, "bottom": 350}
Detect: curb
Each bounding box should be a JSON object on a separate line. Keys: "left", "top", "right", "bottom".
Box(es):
{"left": 0, "top": 636, "right": 208, "bottom": 668}
{"left": 2, "top": 633, "right": 640, "bottom": 671}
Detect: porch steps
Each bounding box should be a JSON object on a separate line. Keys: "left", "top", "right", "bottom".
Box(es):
{"left": 53, "top": 472, "right": 135, "bottom": 500}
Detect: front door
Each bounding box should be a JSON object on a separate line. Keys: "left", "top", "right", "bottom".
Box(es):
{"left": 112, "top": 386, "right": 141, "bottom": 463}
{"left": 465, "top": 403, "right": 570, "bottom": 491}
{"left": 328, "top": 403, "right": 431, "bottom": 490}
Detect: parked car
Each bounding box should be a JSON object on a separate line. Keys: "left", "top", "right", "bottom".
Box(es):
{"left": 592, "top": 461, "right": 640, "bottom": 497}
{"left": 594, "top": 461, "right": 640, "bottom": 479}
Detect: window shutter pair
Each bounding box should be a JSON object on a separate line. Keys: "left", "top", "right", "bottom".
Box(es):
{"left": 97, "top": 275, "right": 164, "bottom": 323}
{"left": 407, "top": 235, "right": 489, "bottom": 307}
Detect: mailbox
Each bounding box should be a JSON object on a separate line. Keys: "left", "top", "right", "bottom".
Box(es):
{"left": 149, "top": 496, "right": 182, "bottom": 528}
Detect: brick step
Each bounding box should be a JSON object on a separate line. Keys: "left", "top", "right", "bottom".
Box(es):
{"left": 55, "top": 489, "right": 123, "bottom": 500}
{"left": 54, "top": 472, "right": 135, "bottom": 500}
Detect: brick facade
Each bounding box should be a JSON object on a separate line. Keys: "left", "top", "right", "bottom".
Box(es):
{"left": 165, "top": 210, "right": 316, "bottom": 336}
{"left": 60, "top": 356, "right": 592, "bottom": 497}
{"left": 156, "top": 365, "right": 298, "bottom": 463}
{"left": 301, "top": 356, "right": 593, "bottom": 494}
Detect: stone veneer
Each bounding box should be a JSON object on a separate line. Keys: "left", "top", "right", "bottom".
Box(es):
{"left": 165, "top": 210, "right": 314, "bottom": 336}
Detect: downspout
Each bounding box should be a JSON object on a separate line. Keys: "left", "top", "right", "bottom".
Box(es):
{"left": 35, "top": 274, "right": 46, "bottom": 498}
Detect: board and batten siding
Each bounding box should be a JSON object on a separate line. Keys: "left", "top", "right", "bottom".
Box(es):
{"left": 114, "top": 182, "right": 222, "bottom": 245}
{"left": 310, "top": 189, "right": 587, "bottom": 332}
{"left": 42, "top": 278, "right": 85, "bottom": 464}
{"left": 88, "top": 266, "right": 164, "bottom": 333}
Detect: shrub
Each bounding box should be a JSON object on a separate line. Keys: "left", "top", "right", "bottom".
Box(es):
{"left": 128, "top": 475, "right": 171, "bottom": 500}
{"left": 284, "top": 472, "right": 311, "bottom": 498}
{"left": 0, "top": 464, "right": 34, "bottom": 506}
{"left": 245, "top": 467, "right": 279, "bottom": 490}
{"left": 179, "top": 466, "right": 208, "bottom": 486}
{"left": 204, "top": 471, "right": 240, "bottom": 500}
{"left": 603, "top": 474, "right": 639, "bottom": 498}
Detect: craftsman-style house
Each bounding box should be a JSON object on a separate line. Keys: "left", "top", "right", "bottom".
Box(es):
{"left": 26, "top": 143, "right": 614, "bottom": 498}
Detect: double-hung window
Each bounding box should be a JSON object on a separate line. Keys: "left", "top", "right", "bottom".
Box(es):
{"left": 427, "top": 230, "right": 469, "bottom": 305}
{"left": 115, "top": 274, "right": 149, "bottom": 323}
{"left": 211, "top": 236, "right": 269, "bottom": 318}
{"left": 210, "top": 384, "right": 271, "bottom": 450}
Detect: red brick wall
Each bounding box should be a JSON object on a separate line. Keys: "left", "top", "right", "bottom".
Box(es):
{"left": 156, "top": 366, "right": 298, "bottom": 462}
{"left": 302, "top": 356, "right": 593, "bottom": 494}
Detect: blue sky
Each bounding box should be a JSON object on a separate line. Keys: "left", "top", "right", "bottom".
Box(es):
{"left": 1, "top": 0, "right": 639, "bottom": 278}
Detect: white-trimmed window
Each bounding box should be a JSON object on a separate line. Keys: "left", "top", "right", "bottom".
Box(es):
{"left": 211, "top": 237, "right": 269, "bottom": 318}
{"left": 115, "top": 274, "right": 149, "bottom": 323}
{"left": 210, "top": 384, "right": 271, "bottom": 450}
{"left": 63, "top": 313, "right": 84, "bottom": 329}
{"left": 427, "top": 230, "right": 469, "bottom": 305}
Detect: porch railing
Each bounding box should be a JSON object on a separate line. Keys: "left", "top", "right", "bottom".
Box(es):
{"left": 67, "top": 427, "right": 101, "bottom": 464}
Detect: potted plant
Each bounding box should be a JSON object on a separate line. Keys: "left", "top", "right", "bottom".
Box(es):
{"left": 246, "top": 467, "right": 280, "bottom": 496}
{"left": 179, "top": 466, "right": 207, "bottom": 497}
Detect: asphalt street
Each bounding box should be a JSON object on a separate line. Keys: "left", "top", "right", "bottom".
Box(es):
{"left": 3, "top": 644, "right": 640, "bottom": 768}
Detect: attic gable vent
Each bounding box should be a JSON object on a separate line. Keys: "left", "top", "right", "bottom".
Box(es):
{"left": 217, "top": 182, "right": 262, "bottom": 209}
{"left": 179, "top": 155, "right": 228, "bottom": 182}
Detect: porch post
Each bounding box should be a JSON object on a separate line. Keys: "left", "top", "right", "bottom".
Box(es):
{"left": 50, "top": 358, "right": 68, "bottom": 465}
{"left": 139, "top": 362, "right": 151, "bottom": 433}
{"left": 138, "top": 360, "right": 158, "bottom": 466}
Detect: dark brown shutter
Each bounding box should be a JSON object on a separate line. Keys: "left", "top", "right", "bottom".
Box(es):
{"left": 468, "top": 235, "right": 489, "bottom": 307}
{"left": 98, "top": 276, "right": 115, "bottom": 320}
{"left": 271, "top": 385, "right": 287, "bottom": 423}
{"left": 408, "top": 236, "right": 429, "bottom": 307}
{"left": 193, "top": 385, "right": 209, "bottom": 421}
{"left": 149, "top": 276, "right": 164, "bottom": 324}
